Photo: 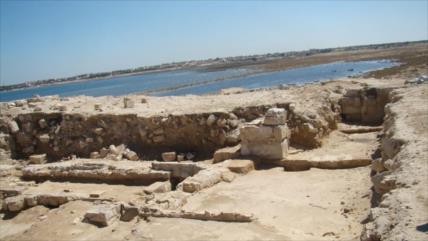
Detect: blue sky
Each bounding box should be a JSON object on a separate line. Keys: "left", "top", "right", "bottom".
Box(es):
{"left": 1, "top": 0, "right": 427, "bottom": 85}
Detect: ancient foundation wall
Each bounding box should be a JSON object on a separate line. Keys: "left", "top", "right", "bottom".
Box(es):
{"left": 340, "top": 87, "right": 392, "bottom": 125}
{"left": 1, "top": 100, "right": 341, "bottom": 161}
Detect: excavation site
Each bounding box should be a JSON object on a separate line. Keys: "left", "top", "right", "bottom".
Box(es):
{"left": 1, "top": 70, "right": 427, "bottom": 240}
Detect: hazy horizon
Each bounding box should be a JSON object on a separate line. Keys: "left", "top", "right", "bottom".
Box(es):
{"left": 1, "top": 0, "right": 427, "bottom": 85}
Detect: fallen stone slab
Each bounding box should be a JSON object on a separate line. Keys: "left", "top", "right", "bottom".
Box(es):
{"left": 226, "top": 159, "right": 255, "bottom": 174}
{"left": 338, "top": 124, "right": 383, "bottom": 134}
{"left": 152, "top": 210, "right": 254, "bottom": 223}
{"left": 22, "top": 159, "right": 170, "bottom": 185}
{"left": 36, "top": 193, "right": 76, "bottom": 207}
{"left": 275, "top": 155, "right": 372, "bottom": 171}
{"left": 84, "top": 204, "right": 119, "bottom": 226}
{"left": 143, "top": 181, "right": 172, "bottom": 194}
{"left": 213, "top": 144, "right": 241, "bottom": 163}
{"left": 180, "top": 169, "right": 222, "bottom": 193}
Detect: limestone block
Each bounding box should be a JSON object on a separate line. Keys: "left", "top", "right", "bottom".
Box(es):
{"left": 4, "top": 196, "right": 25, "bottom": 212}
{"left": 90, "top": 152, "right": 100, "bottom": 159}
{"left": 123, "top": 97, "right": 135, "bottom": 108}
{"left": 143, "top": 181, "right": 172, "bottom": 194}
{"left": 227, "top": 159, "right": 255, "bottom": 174}
{"left": 38, "top": 119, "right": 48, "bottom": 129}
{"left": 29, "top": 154, "right": 47, "bottom": 164}
{"left": 162, "top": 152, "right": 176, "bottom": 162}
{"left": 120, "top": 204, "right": 139, "bottom": 222}
{"left": 263, "top": 108, "right": 287, "bottom": 126}
{"left": 124, "top": 150, "right": 139, "bottom": 161}
{"left": 24, "top": 195, "right": 38, "bottom": 207}
{"left": 181, "top": 169, "right": 222, "bottom": 193}
{"left": 38, "top": 134, "right": 50, "bottom": 144}
{"left": 151, "top": 162, "right": 203, "bottom": 179}
{"left": 8, "top": 120, "right": 20, "bottom": 134}
{"left": 37, "top": 193, "right": 70, "bottom": 207}
{"left": 85, "top": 204, "right": 119, "bottom": 226}
{"left": 206, "top": 114, "right": 217, "bottom": 126}
{"left": 213, "top": 144, "right": 241, "bottom": 163}
{"left": 177, "top": 154, "right": 185, "bottom": 162}
{"left": 241, "top": 140, "right": 288, "bottom": 160}
{"left": 240, "top": 124, "right": 289, "bottom": 143}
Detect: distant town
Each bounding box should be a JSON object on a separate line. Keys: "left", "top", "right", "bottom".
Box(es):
{"left": 1, "top": 40, "right": 426, "bottom": 92}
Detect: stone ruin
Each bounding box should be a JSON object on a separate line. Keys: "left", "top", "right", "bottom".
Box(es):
{"left": 1, "top": 85, "right": 407, "bottom": 240}
{"left": 240, "top": 108, "right": 289, "bottom": 160}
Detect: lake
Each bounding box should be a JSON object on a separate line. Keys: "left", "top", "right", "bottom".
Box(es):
{"left": 0, "top": 60, "right": 397, "bottom": 102}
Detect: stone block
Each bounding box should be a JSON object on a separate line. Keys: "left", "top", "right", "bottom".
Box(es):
{"left": 143, "top": 181, "right": 172, "bottom": 194}
{"left": 124, "top": 150, "right": 139, "bottom": 161}
{"left": 241, "top": 140, "right": 288, "bottom": 160}
{"left": 227, "top": 159, "right": 255, "bottom": 174}
{"left": 8, "top": 121, "right": 20, "bottom": 134}
{"left": 240, "top": 125, "right": 288, "bottom": 143}
{"left": 38, "top": 134, "right": 50, "bottom": 144}
{"left": 37, "top": 193, "right": 69, "bottom": 207}
{"left": 213, "top": 144, "right": 241, "bottom": 163}
{"left": 123, "top": 98, "right": 135, "bottom": 108}
{"left": 85, "top": 204, "right": 119, "bottom": 226}
{"left": 162, "top": 152, "right": 176, "bottom": 162}
{"left": 263, "top": 108, "right": 287, "bottom": 126}
{"left": 29, "top": 154, "right": 47, "bottom": 164}
{"left": 4, "top": 196, "right": 25, "bottom": 212}
{"left": 120, "top": 204, "right": 139, "bottom": 222}
{"left": 181, "top": 169, "right": 222, "bottom": 193}
{"left": 151, "top": 162, "right": 203, "bottom": 179}
{"left": 24, "top": 195, "right": 38, "bottom": 207}
{"left": 90, "top": 152, "right": 100, "bottom": 159}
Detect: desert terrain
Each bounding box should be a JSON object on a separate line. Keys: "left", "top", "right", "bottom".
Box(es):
{"left": 0, "top": 44, "right": 427, "bottom": 241}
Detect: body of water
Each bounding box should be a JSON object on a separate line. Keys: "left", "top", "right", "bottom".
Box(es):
{"left": 0, "top": 60, "right": 397, "bottom": 102}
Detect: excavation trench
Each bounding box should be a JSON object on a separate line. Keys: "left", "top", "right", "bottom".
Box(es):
{"left": 1, "top": 85, "right": 405, "bottom": 241}
{"left": 8, "top": 102, "right": 336, "bottom": 162}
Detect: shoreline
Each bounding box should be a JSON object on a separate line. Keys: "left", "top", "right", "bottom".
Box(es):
{"left": 1, "top": 40, "right": 426, "bottom": 93}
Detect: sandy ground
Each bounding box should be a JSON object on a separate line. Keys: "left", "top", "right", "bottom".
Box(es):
{"left": 1, "top": 166, "right": 371, "bottom": 241}
{"left": 0, "top": 124, "right": 378, "bottom": 241}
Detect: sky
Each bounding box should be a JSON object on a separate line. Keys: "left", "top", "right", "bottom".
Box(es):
{"left": 1, "top": 0, "right": 427, "bottom": 85}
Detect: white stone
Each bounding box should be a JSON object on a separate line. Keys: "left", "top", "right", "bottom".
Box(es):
{"left": 263, "top": 108, "right": 287, "bottom": 126}
{"left": 162, "top": 152, "right": 176, "bottom": 162}
{"left": 241, "top": 140, "right": 288, "bottom": 160}
{"left": 143, "top": 181, "right": 172, "bottom": 194}
{"left": 29, "top": 154, "right": 47, "bottom": 164}
{"left": 8, "top": 121, "right": 20, "bottom": 134}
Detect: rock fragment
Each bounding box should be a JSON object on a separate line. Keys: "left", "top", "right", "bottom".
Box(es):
{"left": 120, "top": 204, "right": 139, "bottom": 222}
{"left": 263, "top": 108, "right": 287, "bottom": 126}
{"left": 84, "top": 204, "right": 119, "bottom": 226}
{"left": 29, "top": 154, "right": 47, "bottom": 164}
{"left": 161, "top": 152, "right": 176, "bottom": 162}
{"left": 227, "top": 159, "right": 255, "bottom": 174}
{"left": 213, "top": 144, "right": 241, "bottom": 163}
{"left": 8, "top": 120, "right": 20, "bottom": 134}
{"left": 123, "top": 97, "right": 135, "bottom": 108}
{"left": 143, "top": 181, "right": 172, "bottom": 194}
